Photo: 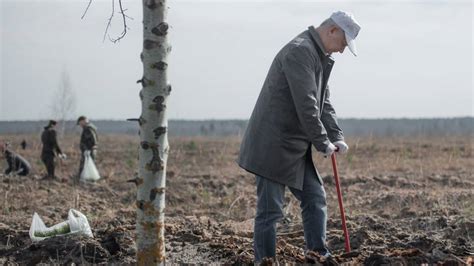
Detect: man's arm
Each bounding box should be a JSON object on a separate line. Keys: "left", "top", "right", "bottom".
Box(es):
{"left": 82, "top": 128, "right": 97, "bottom": 150}
{"left": 52, "top": 131, "right": 63, "bottom": 155}
{"left": 13, "top": 158, "right": 24, "bottom": 174}
{"left": 5, "top": 154, "right": 12, "bottom": 174}
{"left": 15, "top": 155, "right": 31, "bottom": 174}
{"left": 89, "top": 128, "right": 98, "bottom": 148}
{"left": 321, "top": 86, "right": 344, "bottom": 142}
{"left": 281, "top": 46, "right": 331, "bottom": 153}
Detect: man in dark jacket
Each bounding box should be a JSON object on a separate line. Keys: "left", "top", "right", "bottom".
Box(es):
{"left": 77, "top": 116, "right": 98, "bottom": 177}
{"left": 1, "top": 142, "right": 31, "bottom": 176}
{"left": 238, "top": 11, "right": 360, "bottom": 262}
{"left": 41, "top": 120, "right": 65, "bottom": 179}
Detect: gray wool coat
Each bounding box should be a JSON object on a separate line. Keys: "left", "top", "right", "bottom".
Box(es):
{"left": 238, "top": 26, "right": 345, "bottom": 190}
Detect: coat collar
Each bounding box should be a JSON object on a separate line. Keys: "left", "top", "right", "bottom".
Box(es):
{"left": 308, "top": 26, "right": 327, "bottom": 55}
{"left": 307, "top": 26, "right": 335, "bottom": 63}
{"left": 307, "top": 26, "right": 335, "bottom": 111}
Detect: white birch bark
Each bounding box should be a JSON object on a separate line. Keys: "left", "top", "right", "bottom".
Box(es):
{"left": 136, "top": 0, "right": 171, "bottom": 264}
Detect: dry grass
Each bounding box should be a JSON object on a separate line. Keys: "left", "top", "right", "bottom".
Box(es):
{"left": 0, "top": 133, "right": 472, "bottom": 264}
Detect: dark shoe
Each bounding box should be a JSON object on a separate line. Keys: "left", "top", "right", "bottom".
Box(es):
{"left": 41, "top": 175, "right": 53, "bottom": 180}
{"left": 305, "top": 250, "right": 337, "bottom": 265}
{"left": 259, "top": 257, "right": 279, "bottom": 266}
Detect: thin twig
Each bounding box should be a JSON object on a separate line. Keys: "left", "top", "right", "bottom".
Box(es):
{"left": 103, "top": 0, "right": 115, "bottom": 42}
{"left": 81, "top": 0, "right": 93, "bottom": 19}
{"left": 109, "top": 0, "right": 129, "bottom": 43}
{"left": 84, "top": 0, "right": 131, "bottom": 43}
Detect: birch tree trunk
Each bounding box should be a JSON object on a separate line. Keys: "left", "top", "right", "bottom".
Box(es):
{"left": 136, "top": 0, "right": 171, "bottom": 264}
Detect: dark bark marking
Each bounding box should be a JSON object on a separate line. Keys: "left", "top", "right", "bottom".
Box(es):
{"left": 146, "top": 0, "right": 158, "bottom": 9}
{"left": 141, "top": 141, "right": 164, "bottom": 174}
{"left": 164, "top": 84, "right": 172, "bottom": 95}
{"left": 151, "top": 22, "right": 169, "bottom": 36}
{"left": 151, "top": 61, "right": 168, "bottom": 70}
{"left": 149, "top": 96, "right": 166, "bottom": 114}
{"left": 144, "top": 39, "right": 160, "bottom": 50}
{"left": 137, "top": 77, "right": 155, "bottom": 87}
{"left": 136, "top": 200, "right": 146, "bottom": 210}
{"left": 149, "top": 187, "right": 165, "bottom": 201}
{"left": 153, "top": 127, "right": 167, "bottom": 139}
{"left": 127, "top": 177, "right": 144, "bottom": 186}
{"left": 139, "top": 116, "right": 147, "bottom": 126}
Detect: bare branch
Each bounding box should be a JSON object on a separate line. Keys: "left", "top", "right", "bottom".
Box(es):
{"left": 102, "top": 0, "right": 131, "bottom": 43}
{"left": 103, "top": 0, "right": 115, "bottom": 42}
{"left": 109, "top": 0, "right": 129, "bottom": 43}
{"left": 82, "top": 0, "right": 131, "bottom": 43}
{"left": 81, "top": 0, "right": 93, "bottom": 19}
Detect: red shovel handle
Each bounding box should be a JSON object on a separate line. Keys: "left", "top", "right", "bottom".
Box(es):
{"left": 331, "top": 152, "right": 351, "bottom": 253}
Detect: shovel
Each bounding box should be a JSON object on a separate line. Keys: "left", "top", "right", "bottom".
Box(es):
{"left": 331, "top": 152, "right": 351, "bottom": 252}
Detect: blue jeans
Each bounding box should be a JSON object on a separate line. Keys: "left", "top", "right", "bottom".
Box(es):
{"left": 253, "top": 157, "right": 328, "bottom": 262}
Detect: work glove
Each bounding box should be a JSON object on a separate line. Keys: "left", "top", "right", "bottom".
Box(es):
{"left": 324, "top": 143, "right": 337, "bottom": 157}
{"left": 333, "top": 140, "right": 349, "bottom": 154}
{"left": 15, "top": 168, "right": 24, "bottom": 175}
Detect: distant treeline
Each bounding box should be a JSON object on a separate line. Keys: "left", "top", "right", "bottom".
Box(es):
{"left": 0, "top": 117, "right": 472, "bottom": 137}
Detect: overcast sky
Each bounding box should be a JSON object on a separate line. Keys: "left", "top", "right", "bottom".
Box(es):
{"left": 1, "top": 0, "right": 473, "bottom": 121}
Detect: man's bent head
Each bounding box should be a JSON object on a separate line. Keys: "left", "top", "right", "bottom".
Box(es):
{"left": 317, "top": 11, "right": 361, "bottom": 56}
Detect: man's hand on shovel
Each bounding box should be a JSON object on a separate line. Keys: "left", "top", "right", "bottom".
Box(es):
{"left": 324, "top": 141, "right": 349, "bottom": 158}
{"left": 324, "top": 143, "right": 337, "bottom": 158}
{"left": 333, "top": 140, "right": 349, "bottom": 154}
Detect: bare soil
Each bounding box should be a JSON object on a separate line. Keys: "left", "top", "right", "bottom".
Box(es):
{"left": 0, "top": 134, "right": 473, "bottom": 265}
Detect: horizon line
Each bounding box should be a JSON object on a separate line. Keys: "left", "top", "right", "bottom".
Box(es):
{"left": 0, "top": 116, "right": 473, "bottom": 123}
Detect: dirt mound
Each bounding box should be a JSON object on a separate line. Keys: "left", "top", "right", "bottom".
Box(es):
{"left": 0, "top": 223, "right": 136, "bottom": 264}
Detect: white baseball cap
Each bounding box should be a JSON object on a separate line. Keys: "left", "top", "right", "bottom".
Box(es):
{"left": 330, "top": 11, "right": 361, "bottom": 56}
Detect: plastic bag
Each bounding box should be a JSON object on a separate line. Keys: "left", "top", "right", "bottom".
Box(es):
{"left": 80, "top": 150, "right": 100, "bottom": 181}
{"left": 29, "top": 209, "right": 93, "bottom": 242}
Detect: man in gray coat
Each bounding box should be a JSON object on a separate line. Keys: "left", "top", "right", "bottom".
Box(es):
{"left": 238, "top": 11, "right": 361, "bottom": 262}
